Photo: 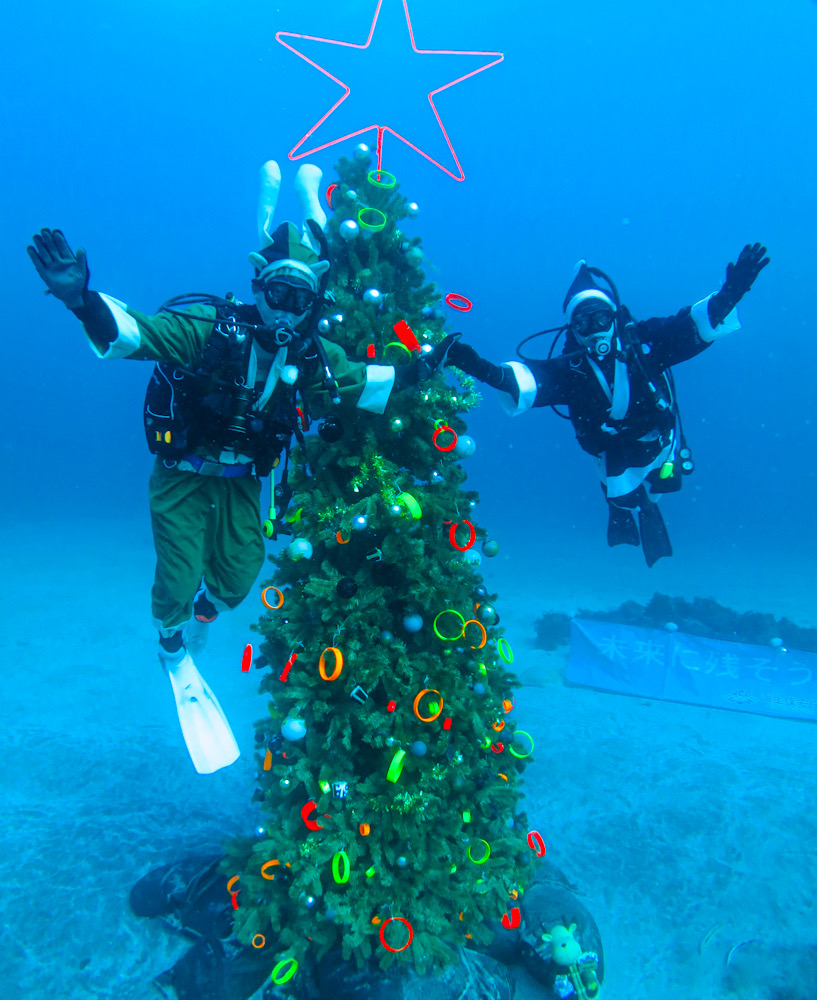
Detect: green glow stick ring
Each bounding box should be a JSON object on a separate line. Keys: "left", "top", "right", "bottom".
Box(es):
{"left": 433, "top": 609, "right": 466, "bottom": 641}
{"left": 508, "top": 730, "right": 535, "bottom": 759}
{"left": 387, "top": 748, "right": 406, "bottom": 783}
{"left": 367, "top": 169, "right": 397, "bottom": 188}
{"left": 271, "top": 958, "right": 298, "bottom": 984}
{"left": 395, "top": 492, "right": 422, "bottom": 519}
{"left": 358, "top": 207, "right": 387, "bottom": 232}
{"left": 498, "top": 638, "right": 514, "bottom": 663}
{"left": 332, "top": 850, "right": 351, "bottom": 884}
{"left": 467, "top": 839, "right": 491, "bottom": 865}
{"left": 384, "top": 341, "right": 412, "bottom": 356}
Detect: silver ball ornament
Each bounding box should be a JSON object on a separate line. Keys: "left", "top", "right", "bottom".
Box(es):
{"left": 665, "top": 621, "right": 679, "bottom": 633}
{"left": 406, "top": 202, "right": 419, "bottom": 216}
{"left": 462, "top": 549, "right": 482, "bottom": 567}
{"left": 353, "top": 514, "right": 368, "bottom": 531}
{"left": 362, "top": 287, "right": 383, "bottom": 308}
{"left": 390, "top": 417, "right": 405, "bottom": 433}
{"left": 346, "top": 189, "right": 357, "bottom": 201}
{"left": 396, "top": 856, "right": 408, "bottom": 868}
{"left": 402, "top": 613, "right": 423, "bottom": 633}
{"left": 255, "top": 826, "right": 266, "bottom": 837}
{"left": 476, "top": 603, "right": 499, "bottom": 626}
{"left": 481, "top": 539, "right": 500, "bottom": 558}
{"left": 406, "top": 246, "right": 423, "bottom": 265}
{"left": 330, "top": 313, "right": 344, "bottom": 326}
{"left": 287, "top": 538, "right": 313, "bottom": 561}
{"left": 410, "top": 741, "right": 427, "bottom": 757}
{"left": 472, "top": 683, "right": 486, "bottom": 696}
{"left": 281, "top": 717, "right": 307, "bottom": 741}
{"left": 429, "top": 470, "right": 444, "bottom": 485}
{"left": 305, "top": 895, "right": 316, "bottom": 908}
{"left": 339, "top": 219, "right": 359, "bottom": 242}
{"left": 353, "top": 143, "right": 371, "bottom": 161}
{"left": 454, "top": 435, "right": 476, "bottom": 458}
{"left": 317, "top": 317, "right": 331, "bottom": 334}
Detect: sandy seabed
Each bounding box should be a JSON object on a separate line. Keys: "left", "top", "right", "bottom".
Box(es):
{"left": 1, "top": 516, "right": 814, "bottom": 1000}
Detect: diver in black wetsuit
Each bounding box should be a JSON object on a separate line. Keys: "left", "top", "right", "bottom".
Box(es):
{"left": 445, "top": 244, "right": 770, "bottom": 566}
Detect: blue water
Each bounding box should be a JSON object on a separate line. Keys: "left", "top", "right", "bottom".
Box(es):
{"left": 2, "top": 1, "right": 816, "bottom": 997}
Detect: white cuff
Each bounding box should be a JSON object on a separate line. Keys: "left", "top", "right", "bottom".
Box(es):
{"left": 692, "top": 294, "right": 741, "bottom": 343}
{"left": 497, "top": 362, "right": 537, "bottom": 416}
{"left": 357, "top": 365, "right": 395, "bottom": 414}
{"left": 91, "top": 293, "right": 142, "bottom": 358}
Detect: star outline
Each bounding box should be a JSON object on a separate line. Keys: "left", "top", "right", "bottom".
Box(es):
{"left": 276, "top": 0, "right": 504, "bottom": 181}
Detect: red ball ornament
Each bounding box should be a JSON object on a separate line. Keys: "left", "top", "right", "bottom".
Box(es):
{"left": 387, "top": 701, "right": 397, "bottom": 712}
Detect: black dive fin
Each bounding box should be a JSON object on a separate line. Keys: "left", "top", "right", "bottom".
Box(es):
{"left": 638, "top": 502, "right": 673, "bottom": 567}
{"left": 607, "top": 501, "right": 640, "bottom": 547}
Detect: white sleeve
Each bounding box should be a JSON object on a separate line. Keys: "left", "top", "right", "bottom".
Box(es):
{"left": 691, "top": 294, "right": 741, "bottom": 343}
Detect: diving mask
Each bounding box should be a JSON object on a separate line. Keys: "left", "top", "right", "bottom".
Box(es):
{"left": 572, "top": 306, "right": 616, "bottom": 357}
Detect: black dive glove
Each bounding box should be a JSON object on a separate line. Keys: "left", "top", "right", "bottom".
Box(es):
{"left": 28, "top": 228, "right": 90, "bottom": 309}
{"left": 394, "top": 332, "right": 465, "bottom": 389}
{"left": 445, "top": 339, "right": 506, "bottom": 390}
{"left": 708, "top": 242, "right": 770, "bottom": 327}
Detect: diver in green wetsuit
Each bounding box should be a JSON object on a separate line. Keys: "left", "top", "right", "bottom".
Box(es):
{"left": 28, "top": 162, "right": 442, "bottom": 775}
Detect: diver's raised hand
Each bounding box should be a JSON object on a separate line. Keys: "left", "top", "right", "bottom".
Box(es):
{"left": 709, "top": 242, "right": 770, "bottom": 327}
{"left": 27, "top": 228, "right": 89, "bottom": 309}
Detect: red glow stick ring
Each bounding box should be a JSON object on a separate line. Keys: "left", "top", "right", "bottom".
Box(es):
{"left": 432, "top": 425, "right": 458, "bottom": 451}
{"left": 501, "top": 906, "right": 521, "bottom": 929}
{"left": 448, "top": 520, "right": 476, "bottom": 551}
{"left": 527, "top": 830, "right": 546, "bottom": 857}
{"left": 379, "top": 916, "right": 413, "bottom": 952}
{"left": 301, "top": 801, "right": 325, "bottom": 831}
{"left": 445, "top": 292, "right": 473, "bottom": 312}
{"left": 326, "top": 183, "right": 338, "bottom": 208}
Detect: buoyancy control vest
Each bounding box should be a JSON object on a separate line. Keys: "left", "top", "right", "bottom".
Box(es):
{"left": 143, "top": 297, "right": 306, "bottom": 477}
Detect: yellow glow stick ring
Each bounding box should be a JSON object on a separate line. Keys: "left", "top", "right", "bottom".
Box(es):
{"left": 462, "top": 619, "right": 487, "bottom": 649}
{"left": 319, "top": 646, "right": 343, "bottom": 681}
{"left": 261, "top": 587, "right": 284, "bottom": 609}
{"left": 413, "top": 689, "right": 443, "bottom": 722}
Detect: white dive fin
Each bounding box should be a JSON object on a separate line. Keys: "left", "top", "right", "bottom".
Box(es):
{"left": 184, "top": 617, "right": 209, "bottom": 657}
{"left": 165, "top": 653, "right": 240, "bottom": 774}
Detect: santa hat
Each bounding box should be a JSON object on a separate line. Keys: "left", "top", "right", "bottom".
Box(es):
{"left": 248, "top": 221, "right": 329, "bottom": 292}
{"left": 563, "top": 260, "right": 617, "bottom": 322}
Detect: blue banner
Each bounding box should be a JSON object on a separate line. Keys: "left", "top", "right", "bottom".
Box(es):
{"left": 566, "top": 619, "right": 817, "bottom": 721}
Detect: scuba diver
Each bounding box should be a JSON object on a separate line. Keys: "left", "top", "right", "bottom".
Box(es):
{"left": 443, "top": 244, "right": 770, "bottom": 567}
{"left": 27, "top": 161, "right": 442, "bottom": 775}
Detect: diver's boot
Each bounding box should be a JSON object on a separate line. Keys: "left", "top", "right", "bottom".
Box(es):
{"left": 637, "top": 501, "right": 673, "bottom": 568}
{"left": 294, "top": 163, "right": 327, "bottom": 233}
{"left": 606, "top": 499, "right": 640, "bottom": 547}
{"left": 158, "top": 628, "right": 186, "bottom": 666}
{"left": 184, "top": 588, "right": 219, "bottom": 657}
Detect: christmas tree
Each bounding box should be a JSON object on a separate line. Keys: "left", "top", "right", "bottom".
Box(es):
{"left": 223, "top": 149, "right": 541, "bottom": 989}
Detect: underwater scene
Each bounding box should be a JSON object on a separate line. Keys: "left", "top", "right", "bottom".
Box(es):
{"left": 2, "top": 1, "right": 816, "bottom": 998}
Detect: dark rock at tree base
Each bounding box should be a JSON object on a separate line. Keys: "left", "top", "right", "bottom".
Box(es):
{"left": 482, "top": 860, "right": 604, "bottom": 992}
{"left": 131, "top": 856, "right": 602, "bottom": 1000}
{"left": 300, "top": 947, "right": 513, "bottom": 1000}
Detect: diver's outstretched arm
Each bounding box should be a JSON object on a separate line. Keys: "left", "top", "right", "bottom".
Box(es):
{"left": 27, "top": 228, "right": 89, "bottom": 310}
